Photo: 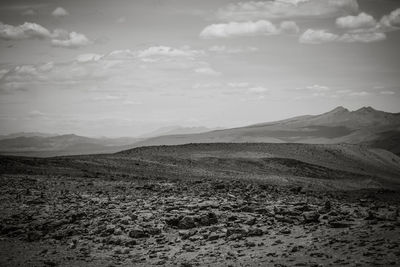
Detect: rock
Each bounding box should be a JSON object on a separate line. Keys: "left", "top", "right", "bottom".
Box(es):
{"left": 114, "top": 247, "right": 130, "bottom": 254}
{"left": 279, "top": 228, "right": 291, "bottom": 234}
{"left": 129, "top": 227, "right": 149, "bottom": 238}
{"left": 198, "top": 212, "right": 218, "bottom": 226}
{"left": 329, "top": 221, "right": 353, "bottom": 228}
{"left": 26, "top": 230, "right": 43, "bottom": 242}
{"left": 165, "top": 215, "right": 182, "bottom": 228}
{"left": 303, "top": 211, "right": 320, "bottom": 223}
{"left": 178, "top": 216, "right": 197, "bottom": 229}
{"left": 248, "top": 227, "right": 263, "bottom": 237}
{"left": 119, "top": 216, "right": 131, "bottom": 225}
{"left": 179, "top": 229, "right": 197, "bottom": 240}
{"left": 188, "top": 234, "right": 203, "bottom": 242}
{"left": 43, "top": 260, "right": 58, "bottom": 266}
{"left": 226, "top": 226, "right": 248, "bottom": 237}
{"left": 207, "top": 232, "right": 220, "bottom": 241}
{"left": 146, "top": 227, "right": 162, "bottom": 236}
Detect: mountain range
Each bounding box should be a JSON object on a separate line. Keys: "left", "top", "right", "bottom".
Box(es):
{"left": 0, "top": 106, "right": 399, "bottom": 157}
{"left": 131, "top": 106, "right": 400, "bottom": 156}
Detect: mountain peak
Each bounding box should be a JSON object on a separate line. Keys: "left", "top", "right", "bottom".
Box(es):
{"left": 354, "top": 106, "right": 376, "bottom": 113}
{"left": 328, "top": 106, "right": 349, "bottom": 113}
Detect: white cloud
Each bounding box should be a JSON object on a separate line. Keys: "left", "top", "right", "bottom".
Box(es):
{"left": 0, "top": 46, "right": 214, "bottom": 95}
{"left": 76, "top": 53, "right": 103, "bottom": 63}
{"left": 0, "top": 22, "right": 91, "bottom": 49}
{"left": 208, "top": 45, "right": 258, "bottom": 53}
{"left": 200, "top": 20, "right": 279, "bottom": 38}
{"left": 51, "top": 32, "right": 91, "bottom": 48}
{"left": 248, "top": 86, "right": 269, "bottom": 93}
{"left": 299, "top": 29, "right": 338, "bottom": 44}
{"left": 227, "top": 82, "right": 250, "bottom": 88}
{"left": 216, "top": 0, "right": 359, "bottom": 21}
{"left": 194, "top": 67, "right": 221, "bottom": 76}
{"left": 52, "top": 7, "right": 69, "bottom": 17}
{"left": 200, "top": 20, "right": 299, "bottom": 38}
{"left": 28, "top": 110, "right": 46, "bottom": 118}
{"left": 38, "top": 62, "right": 54, "bottom": 72}
{"left": 137, "top": 46, "right": 203, "bottom": 58}
{"left": 0, "top": 22, "right": 51, "bottom": 40}
{"left": 380, "top": 91, "right": 396, "bottom": 95}
{"left": 300, "top": 29, "right": 386, "bottom": 44}
{"left": 0, "top": 69, "right": 9, "bottom": 79}
{"left": 279, "top": 20, "right": 300, "bottom": 34}
{"left": 349, "top": 91, "right": 370, "bottom": 96}
{"left": 338, "top": 32, "right": 386, "bottom": 43}
{"left": 380, "top": 8, "right": 400, "bottom": 29}
{"left": 336, "top": 12, "right": 377, "bottom": 29}
{"left": 305, "top": 84, "right": 330, "bottom": 91}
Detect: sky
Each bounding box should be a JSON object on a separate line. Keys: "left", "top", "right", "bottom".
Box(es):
{"left": 0, "top": 0, "right": 399, "bottom": 137}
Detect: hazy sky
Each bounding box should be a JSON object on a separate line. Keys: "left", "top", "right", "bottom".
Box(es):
{"left": 0, "top": 0, "right": 400, "bottom": 137}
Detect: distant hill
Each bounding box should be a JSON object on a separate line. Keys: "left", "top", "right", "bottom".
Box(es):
{"left": 1, "top": 106, "right": 399, "bottom": 157}
{"left": 2, "top": 143, "right": 400, "bottom": 190}
{"left": 0, "top": 134, "right": 141, "bottom": 157}
{"left": 0, "top": 132, "right": 58, "bottom": 140}
{"left": 139, "top": 126, "right": 222, "bottom": 138}
{"left": 131, "top": 106, "right": 400, "bottom": 156}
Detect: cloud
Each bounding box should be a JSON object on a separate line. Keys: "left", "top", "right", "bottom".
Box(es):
{"left": 336, "top": 12, "right": 377, "bottom": 30}
{"left": 349, "top": 91, "right": 370, "bottom": 96}
{"left": 216, "top": 0, "right": 359, "bottom": 21}
{"left": 52, "top": 7, "right": 69, "bottom": 17}
{"left": 0, "top": 22, "right": 92, "bottom": 49}
{"left": 200, "top": 20, "right": 278, "bottom": 38}
{"left": 227, "top": 82, "right": 250, "bottom": 88}
{"left": 380, "top": 8, "right": 400, "bottom": 29}
{"left": 279, "top": 20, "right": 300, "bottom": 34}
{"left": 248, "top": 86, "right": 269, "bottom": 93}
{"left": 299, "top": 29, "right": 386, "bottom": 44}
{"left": 0, "top": 46, "right": 214, "bottom": 95}
{"left": 380, "top": 91, "right": 396, "bottom": 95}
{"left": 208, "top": 45, "right": 258, "bottom": 53}
{"left": 76, "top": 53, "right": 103, "bottom": 63}
{"left": 0, "top": 22, "right": 51, "bottom": 40}
{"left": 137, "top": 46, "right": 203, "bottom": 58}
{"left": 299, "top": 29, "right": 338, "bottom": 44}
{"left": 338, "top": 32, "right": 386, "bottom": 43}
{"left": 28, "top": 110, "right": 46, "bottom": 118}
{"left": 0, "top": 69, "right": 9, "bottom": 79}
{"left": 305, "top": 84, "right": 330, "bottom": 92}
{"left": 194, "top": 67, "right": 221, "bottom": 76}
{"left": 51, "top": 32, "right": 91, "bottom": 48}
{"left": 200, "top": 20, "right": 299, "bottom": 38}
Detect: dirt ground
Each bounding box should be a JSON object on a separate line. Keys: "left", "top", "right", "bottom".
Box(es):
{"left": 0, "top": 174, "right": 399, "bottom": 266}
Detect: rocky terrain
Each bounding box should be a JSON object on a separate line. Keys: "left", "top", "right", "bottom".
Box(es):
{"left": 0, "top": 173, "right": 399, "bottom": 266}
{"left": 0, "top": 143, "right": 400, "bottom": 266}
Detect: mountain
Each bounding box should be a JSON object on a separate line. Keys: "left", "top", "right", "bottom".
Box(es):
{"left": 131, "top": 106, "right": 400, "bottom": 155}
{"left": 0, "top": 134, "right": 140, "bottom": 157}
{"left": 1, "top": 106, "right": 399, "bottom": 157}
{"left": 139, "top": 126, "right": 221, "bottom": 138}
{"left": 0, "top": 132, "right": 58, "bottom": 140}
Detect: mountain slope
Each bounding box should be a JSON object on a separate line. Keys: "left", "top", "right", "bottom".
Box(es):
{"left": 0, "top": 134, "right": 139, "bottom": 157}
{"left": 1, "top": 143, "right": 399, "bottom": 190}
{"left": 132, "top": 107, "right": 400, "bottom": 155}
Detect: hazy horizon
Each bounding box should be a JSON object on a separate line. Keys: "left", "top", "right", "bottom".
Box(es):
{"left": 1, "top": 0, "right": 400, "bottom": 137}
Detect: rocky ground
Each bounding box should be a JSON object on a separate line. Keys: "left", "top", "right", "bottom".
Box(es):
{"left": 0, "top": 174, "right": 399, "bottom": 266}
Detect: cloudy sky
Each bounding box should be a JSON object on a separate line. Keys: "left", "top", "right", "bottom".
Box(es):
{"left": 0, "top": 0, "right": 400, "bottom": 137}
